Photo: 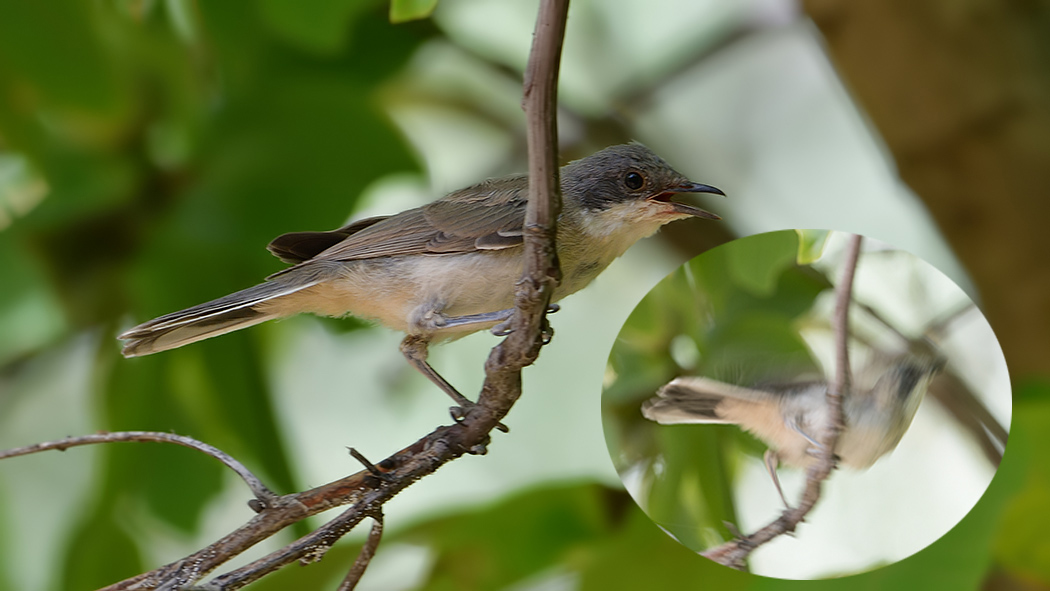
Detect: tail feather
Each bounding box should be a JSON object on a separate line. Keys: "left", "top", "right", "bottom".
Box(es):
{"left": 642, "top": 377, "right": 778, "bottom": 425}
{"left": 119, "top": 280, "right": 317, "bottom": 357}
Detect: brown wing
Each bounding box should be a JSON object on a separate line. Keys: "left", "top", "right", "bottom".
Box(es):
{"left": 300, "top": 175, "right": 530, "bottom": 263}
{"left": 266, "top": 215, "right": 390, "bottom": 264}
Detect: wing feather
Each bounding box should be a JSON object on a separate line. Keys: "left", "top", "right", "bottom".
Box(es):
{"left": 287, "top": 176, "right": 530, "bottom": 264}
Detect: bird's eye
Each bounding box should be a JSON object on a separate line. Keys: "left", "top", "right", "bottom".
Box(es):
{"left": 624, "top": 171, "right": 645, "bottom": 190}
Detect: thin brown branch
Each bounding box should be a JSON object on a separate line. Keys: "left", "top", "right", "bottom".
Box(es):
{"left": 702, "top": 233, "right": 863, "bottom": 570}
{"left": 338, "top": 512, "right": 384, "bottom": 591}
{"left": 202, "top": 496, "right": 383, "bottom": 589}
{"left": 0, "top": 431, "right": 278, "bottom": 507}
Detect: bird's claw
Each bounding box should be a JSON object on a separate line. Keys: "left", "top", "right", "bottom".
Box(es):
{"left": 488, "top": 305, "right": 560, "bottom": 337}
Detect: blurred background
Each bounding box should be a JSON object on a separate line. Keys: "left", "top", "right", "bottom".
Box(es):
{"left": 0, "top": 0, "right": 1047, "bottom": 589}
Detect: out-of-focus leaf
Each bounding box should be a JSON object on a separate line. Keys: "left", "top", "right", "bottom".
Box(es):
{"left": 60, "top": 507, "right": 142, "bottom": 591}
{"left": 259, "top": 0, "right": 378, "bottom": 54}
{"left": 703, "top": 310, "right": 816, "bottom": 379}
{"left": 191, "top": 336, "right": 300, "bottom": 496}
{"left": 724, "top": 230, "right": 798, "bottom": 298}
{"left": 0, "top": 0, "right": 125, "bottom": 114}
{"left": 104, "top": 348, "right": 225, "bottom": 533}
{"left": 0, "top": 485, "right": 11, "bottom": 591}
{"left": 391, "top": 0, "right": 440, "bottom": 23}
{"left": 0, "top": 153, "right": 49, "bottom": 228}
{"left": 645, "top": 424, "right": 738, "bottom": 550}
{"left": 580, "top": 502, "right": 743, "bottom": 590}
{"left": 404, "top": 483, "right": 609, "bottom": 589}
{"left": 101, "top": 331, "right": 298, "bottom": 534}
{"left": 796, "top": 229, "right": 830, "bottom": 265}
{"left": 0, "top": 231, "right": 65, "bottom": 364}
{"left": 991, "top": 382, "right": 1050, "bottom": 582}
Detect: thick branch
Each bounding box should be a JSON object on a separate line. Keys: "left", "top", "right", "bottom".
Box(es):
{"left": 702, "top": 234, "right": 863, "bottom": 569}
{"left": 95, "top": 432, "right": 459, "bottom": 590}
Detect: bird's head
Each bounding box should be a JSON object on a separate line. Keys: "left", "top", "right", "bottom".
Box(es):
{"left": 561, "top": 143, "right": 724, "bottom": 230}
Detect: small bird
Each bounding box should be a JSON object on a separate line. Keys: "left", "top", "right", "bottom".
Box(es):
{"left": 120, "top": 143, "right": 724, "bottom": 411}
{"left": 643, "top": 354, "right": 943, "bottom": 506}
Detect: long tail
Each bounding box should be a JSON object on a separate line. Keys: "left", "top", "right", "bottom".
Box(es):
{"left": 642, "top": 377, "right": 780, "bottom": 425}
{"left": 119, "top": 279, "right": 318, "bottom": 357}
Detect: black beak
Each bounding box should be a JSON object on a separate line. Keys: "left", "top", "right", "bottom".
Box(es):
{"left": 658, "top": 181, "right": 725, "bottom": 220}
{"left": 674, "top": 181, "right": 725, "bottom": 197}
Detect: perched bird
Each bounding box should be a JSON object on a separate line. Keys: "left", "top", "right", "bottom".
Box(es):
{"left": 120, "top": 143, "right": 724, "bottom": 410}
{"left": 643, "top": 353, "right": 943, "bottom": 505}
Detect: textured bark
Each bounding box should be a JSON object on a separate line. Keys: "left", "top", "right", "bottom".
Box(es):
{"left": 803, "top": 0, "right": 1050, "bottom": 376}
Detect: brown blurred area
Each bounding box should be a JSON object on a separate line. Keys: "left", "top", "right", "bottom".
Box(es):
{"left": 804, "top": 0, "right": 1050, "bottom": 376}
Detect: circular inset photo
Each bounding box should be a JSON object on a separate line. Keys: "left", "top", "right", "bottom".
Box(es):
{"left": 601, "top": 230, "right": 1010, "bottom": 579}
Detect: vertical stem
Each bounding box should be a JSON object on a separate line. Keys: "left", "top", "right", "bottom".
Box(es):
{"left": 476, "top": 0, "right": 570, "bottom": 423}
{"left": 521, "top": 0, "right": 569, "bottom": 289}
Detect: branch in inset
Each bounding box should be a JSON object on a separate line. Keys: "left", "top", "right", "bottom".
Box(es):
{"left": 701, "top": 233, "right": 863, "bottom": 570}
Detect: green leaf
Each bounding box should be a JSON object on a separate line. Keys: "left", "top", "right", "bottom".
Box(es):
{"left": 0, "top": 486, "right": 12, "bottom": 591}
{"left": 390, "top": 0, "right": 439, "bottom": 23}
{"left": 724, "top": 230, "right": 799, "bottom": 298}
{"left": 407, "top": 483, "right": 610, "bottom": 589}
{"left": 991, "top": 382, "right": 1050, "bottom": 582}
{"left": 258, "top": 0, "right": 378, "bottom": 54}
{"left": 105, "top": 351, "right": 226, "bottom": 534}
{"left": 0, "top": 230, "right": 66, "bottom": 364}
{"left": 60, "top": 507, "right": 143, "bottom": 591}
{"left": 795, "top": 228, "right": 830, "bottom": 265}
{"left": 0, "top": 0, "right": 125, "bottom": 114}
{"left": 580, "top": 502, "right": 742, "bottom": 590}
{"left": 644, "top": 424, "right": 739, "bottom": 551}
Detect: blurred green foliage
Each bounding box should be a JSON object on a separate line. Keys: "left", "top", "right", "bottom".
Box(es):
{"left": 0, "top": 1, "right": 430, "bottom": 588}
{"left": 0, "top": 1, "right": 1043, "bottom": 590}
{"left": 391, "top": 0, "right": 440, "bottom": 23}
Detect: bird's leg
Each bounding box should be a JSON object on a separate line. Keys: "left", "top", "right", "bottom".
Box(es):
{"left": 786, "top": 414, "right": 841, "bottom": 465}
{"left": 788, "top": 414, "right": 824, "bottom": 451}
{"left": 426, "top": 304, "right": 562, "bottom": 338}
{"left": 436, "top": 308, "right": 515, "bottom": 330}
{"left": 764, "top": 449, "right": 791, "bottom": 509}
{"left": 415, "top": 305, "right": 562, "bottom": 344}
{"left": 398, "top": 334, "right": 508, "bottom": 433}
{"left": 399, "top": 334, "right": 473, "bottom": 409}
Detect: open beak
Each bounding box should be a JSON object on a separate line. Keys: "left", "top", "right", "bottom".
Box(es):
{"left": 650, "top": 181, "right": 725, "bottom": 220}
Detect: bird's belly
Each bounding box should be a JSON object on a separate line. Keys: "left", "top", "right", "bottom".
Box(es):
{"left": 281, "top": 252, "right": 525, "bottom": 336}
